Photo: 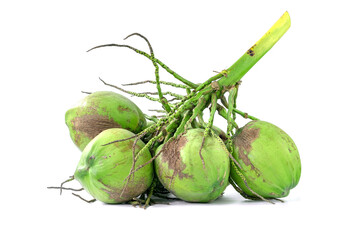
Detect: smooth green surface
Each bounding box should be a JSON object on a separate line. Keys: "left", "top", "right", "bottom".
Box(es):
{"left": 65, "top": 91, "right": 146, "bottom": 151}
{"left": 231, "top": 121, "right": 301, "bottom": 198}
{"left": 155, "top": 129, "right": 230, "bottom": 203}
{"left": 74, "top": 128, "right": 153, "bottom": 203}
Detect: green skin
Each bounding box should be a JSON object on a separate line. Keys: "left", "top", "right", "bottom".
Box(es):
{"left": 65, "top": 91, "right": 146, "bottom": 151}
{"left": 155, "top": 128, "right": 230, "bottom": 203}
{"left": 74, "top": 128, "right": 153, "bottom": 203}
{"left": 230, "top": 121, "right": 301, "bottom": 198}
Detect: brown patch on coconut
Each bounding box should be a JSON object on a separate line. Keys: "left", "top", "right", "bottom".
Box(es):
{"left": 233, "top": 123, "right": 260, "bottom": 174}
{"left": 99, "top": 177, "right": 148, "bottom": 203}
{"left": 118, "top": 105, "right": 131, "bottom": 112}
{"left": 71, "top": 114, "right": 122, "bottom": 145}
{"left": 160, "top": 135, "right": 191, "bottom": 180}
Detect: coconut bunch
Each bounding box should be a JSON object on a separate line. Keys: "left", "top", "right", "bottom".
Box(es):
{"left": 50, "top": 12, "right": 301, "bottom": 208}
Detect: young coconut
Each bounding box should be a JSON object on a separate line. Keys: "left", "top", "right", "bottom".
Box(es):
{"left": 80, "top": 12, "right": 294, "bottom": 204}
{"left": 65, "top": 91, "right": 146, "bottom": 150}
{"left": 230, "top": 120, "right": 301, "bottom": 199}
{"left": 154, "top": 128, "right": 230, "bottom": 203}
{"left": 74, "top": 128, "right": 153, "bottom": 203}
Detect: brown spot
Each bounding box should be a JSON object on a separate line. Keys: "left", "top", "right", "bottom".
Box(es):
{"left": 219, "top": 169, "right": 227, "bottom": 186}
{"left": 126, "top": 137, "right": 142, "bottom": 152}
{"left": 211, "top": 81, "right": 220, "bottom": 91}
{"left": 246, "top": 44, "right": 256, "bottom": 57}
{"left": 233, "top": 123, "right": 260, "bottom": 174}
{"left": 160, "top": 135, "right": 191, "bottom": 180}
{"left": 87, "top": 155, "right": 95, "bottom": 165}
{"left": 118, "top": 105, "right": 131, "bottom": 112}
{"left": 71, "top": 114, "right": 122, "bottom": 145}
{"left": 84, "top": 155, "right": 95, "bottom": 171}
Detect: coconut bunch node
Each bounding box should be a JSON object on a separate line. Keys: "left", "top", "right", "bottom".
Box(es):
{"left": 49, "top": 12, "right": 301, "bottom": 208}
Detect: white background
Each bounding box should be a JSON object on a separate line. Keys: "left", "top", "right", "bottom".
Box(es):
{"left": 1, "top": 0, "right": 359, "bottom": 239}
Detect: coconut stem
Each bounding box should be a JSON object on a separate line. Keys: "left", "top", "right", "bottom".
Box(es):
{"left": 216, "top": 104, "right": 238, "bottom": 129}
{"left": 47, "top": 186, "right": 84, "bottom": 192}
{"left": 127, "top": 149, "right": 163, "bottom": 178}
{"left": 233, "top": 108, "right": 259, "bottom": 120}
{"left": 185, "top": 95, "right": 210, "bottom": 130}
{"left": 229, "top": 177, "right": 260, "bottom": 201}
{"left": 218, "top": 12, "right": 291, "bottom": 88}
{"left": 138, "top": 91, "right": 184, "bottom": 100}
{"left": 102, "top": 134, "right": 139, "bottom": 146}
{"left": 230, "top": 159, "right": 274, "bottom": 204}
{"left": 172, "top": 110, "right": 192, "bottom": 139}
{"left": 124, "top": 33, "right": 172, "bottom": 113}
{"left": 144, "top": 114, "right": 159, "bottom": 123}
{"left": 59, "top": 176, "right": 75, "bottom": 195}
{"left": 72, "top": 193, "right": 96, "bottom": 203}
{"left": 99, "top": 77, "right": 161, "bottom": 103}
{"left": 87, "top": 42, "right": 197, "bottom": 89}
{"left": 207, "top": 93, "right": 218, "bottom": 135}
{"left": 233, "top": 84, "right": 239, "bottom": 121}
{"left": 122, "top": 80, "right": 191, "bottom": 90}
{"left": 198, "top": 136, "right": 206, "bottom": 169}
{"left": 134, "top": 133, "right": 163, "bottom": 166}
{"left": 143, "top": 181, "right": 156, "bottom": 209}
{"left": 226, "top": 86, "right": 237, "bottom": 136}
{"left": 198, "top": 93, "right": 218, "bottom": 169}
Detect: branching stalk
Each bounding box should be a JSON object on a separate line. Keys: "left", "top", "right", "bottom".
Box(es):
{"left": 122, "top": 80, "right": 191, "bottom": 90}
{"left": 227, "top": 86, "right": 238, "bottom": 136}
{"left": 87, "top": 43, "right": 197, "bottom": 88}
{"left": 100, "top": 78, "right": 160, "bottom": 102}
{"left": 233, "top": 109, "right": 259, "bottom": 120}
{"left": 124, "top": 33, "right": 172, "bottom": 112}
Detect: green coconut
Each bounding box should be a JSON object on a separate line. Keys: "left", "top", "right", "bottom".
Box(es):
{"left": 154, "top": 128, "right": 230, "bottom": 203}
{"left": 230, "top": 120, "right": 301, "bottom": 199}
{"left": 65, "top": 91, "right": 146, "bottom": 150}
{"left": 74, "top": 128, "right": 153, "bottom": 203}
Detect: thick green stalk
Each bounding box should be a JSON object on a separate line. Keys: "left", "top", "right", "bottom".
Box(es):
{"left": 196, "top": 73, "right": 223, "bottom": 92}
{"left": 218, "top": 11, "right": 291, "bottom": 87}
